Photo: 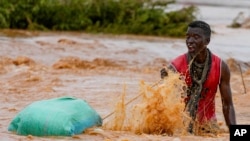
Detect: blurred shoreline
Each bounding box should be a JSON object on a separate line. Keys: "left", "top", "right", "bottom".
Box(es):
{"left": 176, "top": 0, "right": 250, "bottom": 8}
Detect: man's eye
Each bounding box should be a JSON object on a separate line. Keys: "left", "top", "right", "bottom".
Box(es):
{"left": 194, "top": 35, "right": 199, "bottom": 39}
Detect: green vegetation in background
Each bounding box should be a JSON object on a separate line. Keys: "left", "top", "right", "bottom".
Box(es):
{"left": 0, "top": 0, "right": 197, "bottom": 37}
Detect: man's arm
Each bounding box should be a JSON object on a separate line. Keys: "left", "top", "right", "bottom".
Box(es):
{"left": 219, "top": 61, "right": 236, "bottom": 128}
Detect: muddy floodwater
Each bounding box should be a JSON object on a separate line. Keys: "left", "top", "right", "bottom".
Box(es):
{"left": 1, "top": 2, "right": 250, "bottom": 140}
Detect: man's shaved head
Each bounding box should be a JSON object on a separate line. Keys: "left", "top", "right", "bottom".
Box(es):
{"left": 188, "top": 21, "right": 211, "bottom": 38}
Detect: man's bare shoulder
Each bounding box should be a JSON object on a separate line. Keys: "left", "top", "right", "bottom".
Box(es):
{"left": 220, "top": 60, "right": 231, "bottom": 81}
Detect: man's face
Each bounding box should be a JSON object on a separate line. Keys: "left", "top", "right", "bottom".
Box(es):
{"left": 186, "top": 27, "right": 209, "bottom": 56}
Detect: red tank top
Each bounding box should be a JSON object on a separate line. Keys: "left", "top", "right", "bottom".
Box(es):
{"left": 170, "top": 53, "right": 221, "bottom": 123}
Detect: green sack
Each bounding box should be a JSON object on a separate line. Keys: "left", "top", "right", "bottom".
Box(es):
{"left": 8, "top": 96, "right": 102, "bottom": 136}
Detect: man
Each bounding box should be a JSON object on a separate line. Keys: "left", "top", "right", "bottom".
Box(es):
{"left": 160, "top": 20, "right": 236, "bottom": 134}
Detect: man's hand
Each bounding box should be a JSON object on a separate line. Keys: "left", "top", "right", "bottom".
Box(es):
{"left": 160, "top": 68, "right": 168, "bottom": 79}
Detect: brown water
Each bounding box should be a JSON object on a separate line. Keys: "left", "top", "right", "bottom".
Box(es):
{"left": 2, "top": 2, "right": 250, "bottom": 141}
{"left": 104, "top": 72, "right": 187, "bottom": 135}
{"left": 0, "top": 28, "right": 250, "bottom": 141}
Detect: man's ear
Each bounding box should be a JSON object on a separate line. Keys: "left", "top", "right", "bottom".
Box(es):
{"left": 205, "top": 38, "right": 210, "bottom": 45}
